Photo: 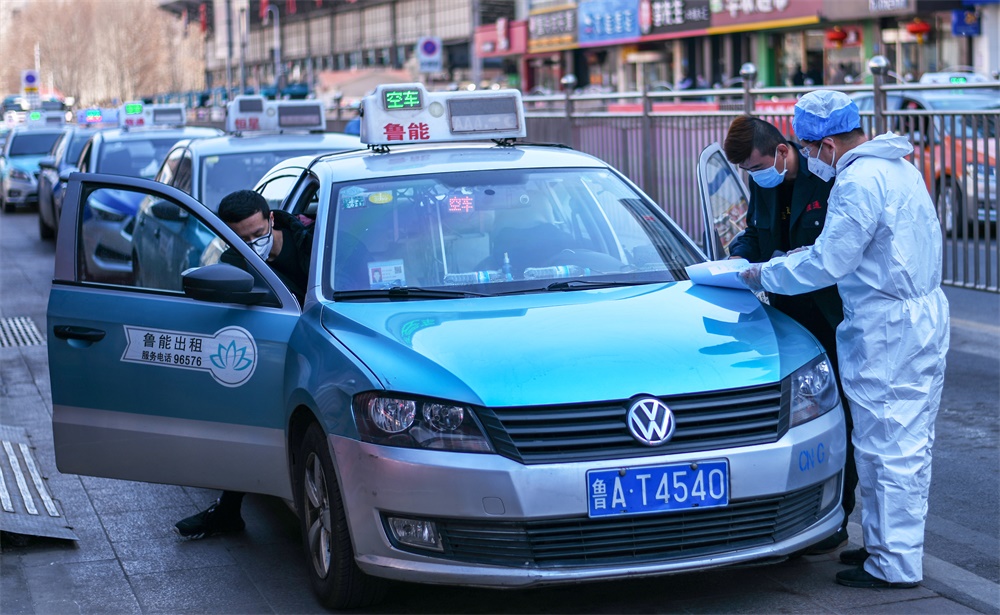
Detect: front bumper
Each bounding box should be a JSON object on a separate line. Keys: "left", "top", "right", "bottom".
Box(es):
{"left": 963, "top": 172, "right": 998, "bottom": 223}
{"left": 4, "top": 177, "right": 38, "bottom": 206}
{"left": 81, "top": 218, "right": 134, "bottom": 279}
{"left": 330, "top": 403, "right": 846, "bottom": 587}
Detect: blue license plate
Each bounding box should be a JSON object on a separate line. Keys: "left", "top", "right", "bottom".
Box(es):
{"left": 586, "top": 460, "right": 729, "bottom": 518}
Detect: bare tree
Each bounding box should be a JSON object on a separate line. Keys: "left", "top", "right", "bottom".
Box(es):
{"left": 0, "top": 0, "right": 205, "bottom": 106}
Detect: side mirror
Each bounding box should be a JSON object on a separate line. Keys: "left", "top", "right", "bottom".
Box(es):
{"left": 59, "top": 167, "right": 77, "bottom": 182}
{"left": 38, "top": 156, "right": 56, "bottom": 170}
{"left": 150, "top": 200, "right": 189, "bottom": 221}
{"left": 182, "top": 263, "right": 271, "bottom": 305}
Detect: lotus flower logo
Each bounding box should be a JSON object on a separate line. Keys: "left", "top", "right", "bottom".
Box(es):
{"left": 210, "top": 340, "right": 253, "bottom": 371}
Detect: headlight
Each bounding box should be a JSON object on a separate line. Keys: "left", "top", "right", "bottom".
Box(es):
{"left": 10, "top": 169, "right": 30, "bottom": 181}
{"left": 787, "top": 354, "right": 839, "bottom": 427}
{"left": 966, "top": 163, "right": 996, "bottom": 182}
{"left": 90, "top": 200, "right": 127, "bottom": 222}
{"left": 354, "top": 392, "right": 494, "bottom": 453}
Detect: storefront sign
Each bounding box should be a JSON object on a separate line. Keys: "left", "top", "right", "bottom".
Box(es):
{"left": 639, "top": 0, "right": 711, "bottom": 35}
{"left": 869, "top": 0, "right": 909, "bottom": 10}
{"left": 952, "top": 9, "right": 981, "bottom": 35}
{"left": 475, "top": 20, "right": 529, "bottom": 57}
{"left": 528, "top": 7, "right": 579, "bottom": 52}
{"left": 709, "top": 0, "right": 822, "bottom": 29}
{"left": 579, "top": 0, "right": 641, "bottom": 45}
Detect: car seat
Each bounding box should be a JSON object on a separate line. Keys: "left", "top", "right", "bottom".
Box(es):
{"left": 490, "top": 188, "right": 575, "bottom": 275}
{"left": 100, "top": 148, "right": 133, "bottom": 176}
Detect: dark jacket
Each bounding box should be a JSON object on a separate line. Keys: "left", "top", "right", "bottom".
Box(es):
{"left": 728, "top": 146, "right": 844, "bottom": 336}
{"left": 221, "top": 210, "right": 313, "bottom": 303}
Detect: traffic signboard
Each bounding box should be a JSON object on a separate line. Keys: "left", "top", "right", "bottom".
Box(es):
{"left": 416, "top": 36, "right": 443, "bottom": 74}
{"left": 21, "top": 69, "right": 40, "bottom": 108}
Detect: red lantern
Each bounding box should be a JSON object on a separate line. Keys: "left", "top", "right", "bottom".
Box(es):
{"left": 826, "top": 26, "right": 849, "bottom": 48}
{"left": 906, "top": 18, "right": 932, "bottom": 44}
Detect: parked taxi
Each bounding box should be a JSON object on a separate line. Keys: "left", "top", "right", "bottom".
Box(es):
{"left": 853, "top": 88, "right": 998, "bottom": 235}
{"left": 49, "top": 84, "right": 845, "bottom": 609}
{"left": 0, "top": 110, "right": 67, "bottom": 213}
{"left": 130, "top": 96, "right": 360, "bottom": 290}
{"left": 74, "top": 102, "right": 221, "bottom": 282}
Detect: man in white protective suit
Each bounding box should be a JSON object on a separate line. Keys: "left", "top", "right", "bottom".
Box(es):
{"left": 739, "top": 90, "right": 950, "bottom": 589}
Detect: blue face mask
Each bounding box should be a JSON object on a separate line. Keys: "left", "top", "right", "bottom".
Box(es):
{"left": 748, "top": 146, "right": 787, "bottom": 189}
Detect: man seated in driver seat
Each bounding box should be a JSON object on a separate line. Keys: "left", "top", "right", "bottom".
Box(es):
{"left": 490, "top": 186, "right": 575, "bottom": 276}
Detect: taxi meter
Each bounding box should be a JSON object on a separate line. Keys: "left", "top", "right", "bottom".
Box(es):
{"left": 119, "top": 101, "right": 186, "bottom": 128}
{"left": 225, "top": 96, "right": 327, "bottom": 133}
{"left": 360, "top": 83, "right": 525, "bottom": 146}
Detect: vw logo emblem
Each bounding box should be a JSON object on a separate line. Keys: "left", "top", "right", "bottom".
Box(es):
{"left": 626, "top": 397, "right": 675, "bottom": 446}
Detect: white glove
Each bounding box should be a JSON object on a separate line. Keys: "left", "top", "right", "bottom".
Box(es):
{"left": 739, "top": 263, "right": 764, "bottom": 293}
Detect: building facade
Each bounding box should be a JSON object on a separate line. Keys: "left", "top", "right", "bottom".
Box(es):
{"left": 158, "top": 0, "right": 997, "bottom": 99}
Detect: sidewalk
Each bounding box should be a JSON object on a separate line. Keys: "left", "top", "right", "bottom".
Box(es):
{"left": 1, "top": 344, "right": 996, "bottom": 613}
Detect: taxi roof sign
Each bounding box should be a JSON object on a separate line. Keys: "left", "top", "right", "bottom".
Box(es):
{"left": 118, "top": 101, "right": 186, "bottom": 129}
{"left": 24, "top": 110, "right": 66, "bottom": 128}
{"left": 77, "top": 107, "right": 120, "bottom": 128}
{"left": 225, "top": 96, "right": 327, "bottom": 134}
{"left": 360, "top": 83, "right": 526, "bottom": 146}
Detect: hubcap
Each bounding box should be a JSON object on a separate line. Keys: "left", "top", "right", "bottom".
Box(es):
{"left": 304, "top": 451, "right": 332, "bottom": 578}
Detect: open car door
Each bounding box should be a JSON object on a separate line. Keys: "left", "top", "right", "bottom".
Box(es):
{"left": 48, "top": 173, "right": 302, "bottom": 499}
{"left": 696, "top": 142, "right": 750, "bottom": 260}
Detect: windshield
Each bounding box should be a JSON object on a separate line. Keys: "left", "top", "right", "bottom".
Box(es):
{"left": 200, "top": 150, "right": 323, "bottom": 211}
{"left": 97, "top": 137, "right": 182, "bottom": 179}
{"left": 325, "top": 168, "right": 699, "bottom": 297}
{"left": 67, "top": 133, "right": 92, "bottom": 165}
{"left": 10, "top": 132, "right": 63, "bottom": 156}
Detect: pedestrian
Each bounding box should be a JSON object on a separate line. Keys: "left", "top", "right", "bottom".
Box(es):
{"left": 722, "top": 114, "right": 857, "bottom": 555}
{"left": 739, "top": 90, "right": 950, "bottom": 589}
{"left": 174, "top": 189, "right": 313, "bottom": 539}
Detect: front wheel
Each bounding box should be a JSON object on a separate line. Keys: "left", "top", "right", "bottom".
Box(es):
{"left": 297, "top": 424, "right": 388, "bottom": 609}
{"left": 938, "top": 176, "right": 967, "bottom": 236}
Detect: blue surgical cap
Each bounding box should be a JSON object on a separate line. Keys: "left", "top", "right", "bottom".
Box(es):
{"left": 793, "top": 91, "right": 861, "bottom": 141}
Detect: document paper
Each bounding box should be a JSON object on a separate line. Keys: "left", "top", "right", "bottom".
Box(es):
{"left": 685, "top": 259, "right": 751, "bottom": 290}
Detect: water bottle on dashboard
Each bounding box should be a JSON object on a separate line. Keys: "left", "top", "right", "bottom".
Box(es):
{"left": 522, "top": 265, "right": 590, "bottom": 280}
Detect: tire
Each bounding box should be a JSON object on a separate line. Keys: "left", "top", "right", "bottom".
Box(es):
{"left": 938, "top": 176, "right": 967, "bottom": 236}
{"left": 2, "top": 196, "right": 12, "bottom": 214}
{"left": 38, "top": 210, "right": 55, "bottom": 240}
{"left": 297, "top": 423, "right": 388, "bottom": 609}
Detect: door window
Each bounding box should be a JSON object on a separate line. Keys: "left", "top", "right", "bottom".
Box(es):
{"left": 77, "top": 184, "right": 233, "bottom": 291}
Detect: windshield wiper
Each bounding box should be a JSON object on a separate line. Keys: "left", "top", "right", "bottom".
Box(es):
{"left": 332, "top": 286, "right": 486, "bottom": 300}
{"left": 544, "top": 279, "right": 655, "bottom": 291}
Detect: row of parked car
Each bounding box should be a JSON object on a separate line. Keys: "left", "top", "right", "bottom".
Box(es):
{"left": 1, "top": 99, "right": 360, "bottom": 288}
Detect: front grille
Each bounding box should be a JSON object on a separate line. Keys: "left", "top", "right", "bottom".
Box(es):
{"left": 386, "top": 481, "right": 824, "bottom": 567}
{"left": 479, "top": 383, "right": 787, "bottom": 465}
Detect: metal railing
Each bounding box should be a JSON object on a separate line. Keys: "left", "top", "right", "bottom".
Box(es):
{"left": 521, "top": 59, "right": 999, "bottom": 292}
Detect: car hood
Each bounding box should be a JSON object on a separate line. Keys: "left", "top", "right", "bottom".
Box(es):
{"left": 89, "top": 188, "right": 145, "bottom": 215}
{"left": 9, "top": 155, "right": 46, "bottom": 174}
{"left": 321, "top": 282, "right": 821, "bottom": 407}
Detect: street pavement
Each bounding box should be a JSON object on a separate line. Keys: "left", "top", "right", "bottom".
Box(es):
{"left": 1, "top": 206, "right": 998, "bottom": 614}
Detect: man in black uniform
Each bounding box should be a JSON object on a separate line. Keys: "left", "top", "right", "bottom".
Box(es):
{"left": 175, "top": 189, "right": 312, "bottom": 538}
{"left": 724, "top": 115, "right": 857, "bottom": 554}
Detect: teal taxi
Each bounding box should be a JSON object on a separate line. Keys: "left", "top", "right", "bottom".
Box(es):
{"left": 49, "top": 84, "right": 846, "bottom": 609}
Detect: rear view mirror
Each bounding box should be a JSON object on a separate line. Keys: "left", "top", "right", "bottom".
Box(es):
{"left": 182, "top": 263, "right": 270, "bottom": 305}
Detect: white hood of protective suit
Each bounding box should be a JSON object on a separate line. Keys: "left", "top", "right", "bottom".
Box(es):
{"left": 757, "top": 131, "right": 950, "bottom": 585}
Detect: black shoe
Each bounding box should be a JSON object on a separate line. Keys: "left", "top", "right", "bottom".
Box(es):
{"left": 835, "top": 566, "right": 918, "bottom": 589}
{"left": 839, "top": 547, "right": 870, "bottom": 566}
{"left": 175, "top": 501, "right": 245, "bottom": 539}
{"left": 804, "top": 527, "right": 848, "bottom": 555}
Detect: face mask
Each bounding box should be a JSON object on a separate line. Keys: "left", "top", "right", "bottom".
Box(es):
{"left": 805, "top": 142, "right": 837, "bottom": 182}
{"left": 247, "top": 225, "right": 273, "bottom": 260}
{"left": 748, "top": 146, "right": 787, "bottom": 188}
